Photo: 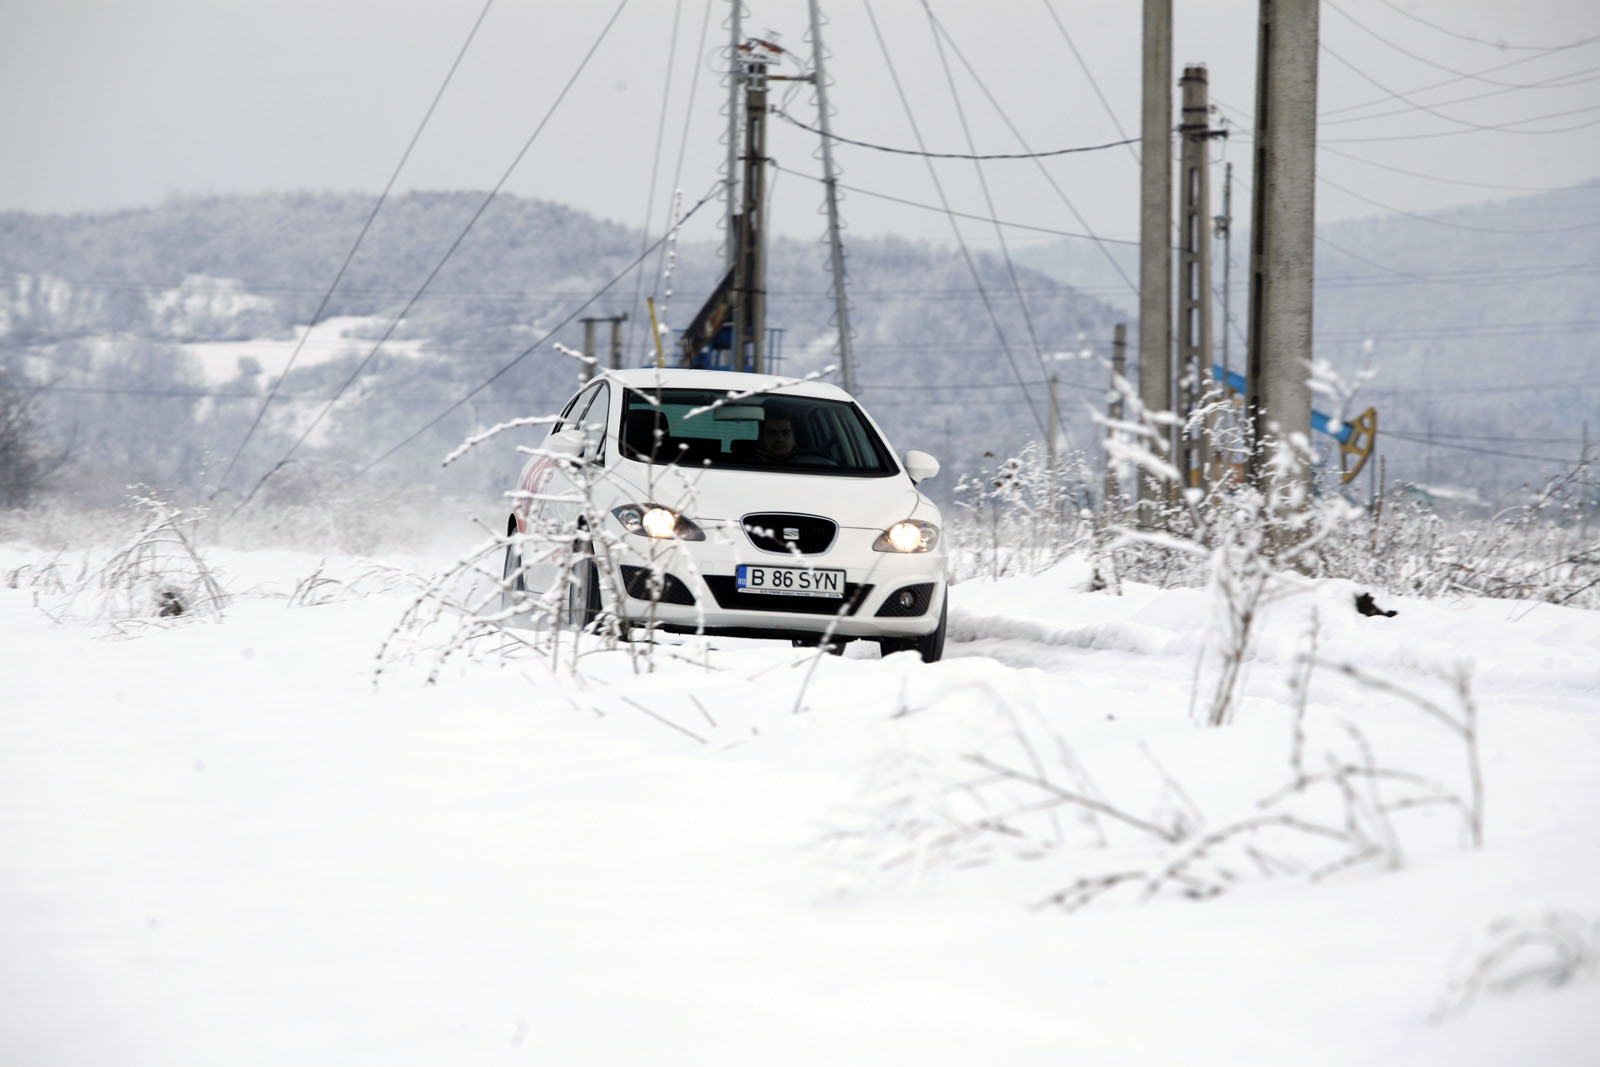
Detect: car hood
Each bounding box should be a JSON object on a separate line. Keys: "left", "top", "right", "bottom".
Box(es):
{"left": 609, "top": 462, "right": 936, "bottom": 529}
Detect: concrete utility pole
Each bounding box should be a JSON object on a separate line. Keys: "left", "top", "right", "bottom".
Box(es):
{"left": 609, "top": 313, "right": 627, "bottom": 371}
{"left": 1177, "top": 65, "right": 1217, "bottom": 488}
{"left": 1107, "top": 323, "right": 1128, "bottom": 508}
{"left": 730, "top": 40, "right": 773, "bottom": 374}
{"left": 724, "top": 0, "right": 742, "bottom": 273}
{"left": 1245, "top": 0, "right": 1319, "bottom": 516}
{"left": 1137, "top": 0, "right": 1174, "bottom": 519}
{"left": 580, "top": 317, "right": 597, "bottom": 384}
{"left": 807, "top": 0, "right": 856, "bottom": 394}
{"left": 580, "top": 314, "right": 627, "bottom": 380}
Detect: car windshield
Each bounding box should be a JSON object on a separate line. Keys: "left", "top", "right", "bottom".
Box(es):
{"left": 619, "top": 388, "right": 897, "bottom": 476}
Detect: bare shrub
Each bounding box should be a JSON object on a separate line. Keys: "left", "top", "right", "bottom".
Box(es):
{"left": 1434, "top": 911, "right": 1600, "bottom": 1019}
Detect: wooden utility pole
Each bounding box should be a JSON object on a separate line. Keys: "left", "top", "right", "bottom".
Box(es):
{"left": 1246, "top": 0, "right": 1318, "bottom": 515}
{"left": 1138, "top": 0, "right": 1174, "bottom": 519}
{"left": 1178, "top": 65, "right": 1218, "bottom": 487}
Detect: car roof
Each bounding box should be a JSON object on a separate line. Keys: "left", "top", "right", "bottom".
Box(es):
{"left": 602, "top": 367, "right": 855, "bottom": 403}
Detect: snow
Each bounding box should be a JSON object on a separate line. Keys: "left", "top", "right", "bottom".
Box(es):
{"left": 2, "top": 539, "right": 1597, "bottom": 1065}
{"left": 180, "top": 316, "right": 429, "bottom": 384}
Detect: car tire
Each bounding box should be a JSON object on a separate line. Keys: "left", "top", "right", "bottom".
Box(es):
{"left": 568, "top": 541, "right": 603, "bottom": 630}
{"left": 501, "top": 517, "right": 526, "bottom": 615}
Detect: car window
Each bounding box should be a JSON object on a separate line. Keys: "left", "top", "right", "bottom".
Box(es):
{"left": 581, "top": 382, "right": 610, "bottom": 464}
{"left": 620, "top": 388, "right": 896, "bottom": 476}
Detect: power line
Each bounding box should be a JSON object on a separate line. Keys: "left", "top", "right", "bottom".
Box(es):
{"left": 212, "top": 0, "right": 498, "bottom": 497}
{"left": 1382, "top": 429, "right": 1579, "bottom": 465}
{"left": 772, "top": 163, "right": 1140, "bottom": 246}
{"left": 1317, "top": 63, "right": 1600, "bottom": 130}
{"left": 350, "top": 181, "right": 723, "bottom": 479}
{"left": 1320, "top": 43, "right": 1600, "bottom": 137}
{"left": 771, "top": 106, "right": 1137, "bottom": 160}
{"left": 1039, "top": 0, "right": 1139, "bottom": 165}
{"left": 1317, "top": 143, "right": 1578, "bottom": 193}
{"left": 1317, "top": 174, "right": 1600, "bottom": 234}
{"left": 234, "top": 0, "right": 635, "bottom": 515}
{"left": 1324, "top": 0, "right": 1599, "bottom": 91}
{"left": 859, "top": 0, "right": 1045, "bottom": 438}
{"left": 919, "top": 0, "right": 1063, "bottom": 449}
{"left": 1373, "top": 0, "right": 1600, "bottom": 54}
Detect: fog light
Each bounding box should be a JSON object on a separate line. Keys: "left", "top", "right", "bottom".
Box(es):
{"left": 897, "top": 589, "right": 917, "bottom": 609}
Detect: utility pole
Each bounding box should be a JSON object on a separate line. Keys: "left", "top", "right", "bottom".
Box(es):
{"left": 724, "top": 0, "right": 742, "bottom": 273}
{"left": 609, "top": 313, "right": 627, "bottom": 371}
{"left": 580, "top": 317, "right": 597, "bottom": 384}
{"left": 730, "top": 39, "right": 775, "bottom": 374}
{"left": 1178, "top": 65, "right": 1218, "bottom": 488}
{"left": 1138, "top": 0, "right": 1173, "bottom": 520}
{"left": 1245, "top": 0, "right": 1319, "bottom": 519}
{"left": 1107, "top": 323, "right": 1127, "bottom": 508}
{"left": 807, "top": 0, "right": 856, "bottom": 394}
{"left": 580, "top": 314, "right": 627, "bottom": 380}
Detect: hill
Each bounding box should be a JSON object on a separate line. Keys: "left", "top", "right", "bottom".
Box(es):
{"left": 0, "top": 192, "right": 1119, "bottom": 505}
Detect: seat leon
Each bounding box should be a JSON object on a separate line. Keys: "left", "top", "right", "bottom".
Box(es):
{"left": 503, "top": 368, "right": 947, "bottom": 661}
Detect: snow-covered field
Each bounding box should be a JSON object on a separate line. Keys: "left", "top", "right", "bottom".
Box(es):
{"left": 3, "top": 536, "right": 1597, "bottom": 1066}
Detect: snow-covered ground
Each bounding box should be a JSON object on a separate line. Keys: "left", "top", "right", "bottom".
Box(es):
{"left": 3, "top": 537, "right": 1597, "bottom": 1066}
{"left": 181, "top": 316, "right": 430, "bottom": 384}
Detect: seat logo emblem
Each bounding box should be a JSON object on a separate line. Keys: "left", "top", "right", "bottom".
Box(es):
{"left": 783, "top": 527, "right": 800, "bottom": 541}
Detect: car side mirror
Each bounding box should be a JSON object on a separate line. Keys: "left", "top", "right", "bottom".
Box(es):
{"left": 903, "top": 450, "right": 940, "bottom": 483}
{"left": 546, "top": 427, "right": 587, "bottom": 462}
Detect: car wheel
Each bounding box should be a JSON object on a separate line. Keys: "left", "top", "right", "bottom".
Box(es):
{"left": 501, "top": 518, "right": 526, "bottom": 615}
{"left": 914, "top": 593, "right": 948, "bottom": 663}
{"left": 567, "top": 541, "right": 602, "bottom": 630}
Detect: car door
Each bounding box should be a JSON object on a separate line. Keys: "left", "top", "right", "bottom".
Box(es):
{"left": 524, "top": 380, "right": 611, "bottom": 593}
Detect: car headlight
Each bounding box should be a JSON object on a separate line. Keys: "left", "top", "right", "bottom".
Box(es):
{"left": 611, "top": 503, "right": 706, "bottom": 541}
{"left": 873, "top": 519, "right": 939, "bottom": 553}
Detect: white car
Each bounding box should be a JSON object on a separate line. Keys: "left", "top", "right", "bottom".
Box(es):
{"left": 503, "top": 368, "right": 948, "bottom": 661}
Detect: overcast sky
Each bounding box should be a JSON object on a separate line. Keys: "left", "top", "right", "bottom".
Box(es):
{"left": 4, "top": 0, "right": 1599, "bottom": 250}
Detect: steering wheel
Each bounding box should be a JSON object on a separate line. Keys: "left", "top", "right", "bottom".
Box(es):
{"left": 785, "top": 449, "right": 839, "bottom": 468}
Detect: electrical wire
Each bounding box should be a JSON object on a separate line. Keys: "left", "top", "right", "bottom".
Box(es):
{"left": 770, "top": 107, "right": 1137, "bottom": 159}
{"left": 1317, "top": 63, "right": 1600, "bottom": 130}
{"left": 919, "top": 0, "right": 1065, "bottom": 449}
{"left": 1374, "top": 0, "right": 1600, "bottom": 54}
{"left": 772, "top": 163, "right": 1140, "bottom": 245}
{"left": 1321, "top": 43, "right": 1600, "bottom": 136}
{"left": 211, "top": 0, "right": 497, "bottom": 498}
{"left": 232, "top": 0, "right": 634, "bottom": 515}
{"left": 859, "top": 0, "right": 1046, "bottom": 438}
{"left": 350, "top": 181, "right": 723, "bottom": 480}
{"left": 920, "top": 7, "right": 1140, "bottom": 297}
{"left": 1324, "top": 0, "right": 1598, "bottom": 91}
{"left": 1317, "top": 174, "right": 1600, "bottom": 235}
{"left": 1039, "top": 0, "right": 1139, "bottom": 165}
{"left": 1382, "top": 429, "right": 1579, "bottom": 465}
{"left": 1317, "top": 142, "right": 1576, "bottom": 194}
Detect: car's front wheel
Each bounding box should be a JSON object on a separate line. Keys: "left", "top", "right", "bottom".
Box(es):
{"left": 501, "top": 518, "right": 526, "bottom": 615}
{"left": 567, "top": 541, "right": 602, "bottom": 630}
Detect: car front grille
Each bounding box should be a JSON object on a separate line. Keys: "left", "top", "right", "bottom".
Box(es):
{"left": 705, "top": 576, "right": 872, "bottom": 615}
{"left": 740, "top": 513, "right": 838, "bottom": 555}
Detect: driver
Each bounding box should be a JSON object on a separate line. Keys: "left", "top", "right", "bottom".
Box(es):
{"left": 755, "top": 408, "right": 797, "bottom": 462}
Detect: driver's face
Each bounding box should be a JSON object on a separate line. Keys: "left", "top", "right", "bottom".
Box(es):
{"left": 762, "top": 418, "right": 795, "bottom": 455}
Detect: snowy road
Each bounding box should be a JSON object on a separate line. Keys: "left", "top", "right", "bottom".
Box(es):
{"left": 3, "top": 544, "right": 1598, "bottom": 1065}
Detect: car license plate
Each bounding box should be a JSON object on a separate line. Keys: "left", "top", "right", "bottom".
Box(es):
{"left": 736, "top": 564, "right": 844, "bottom": 598}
